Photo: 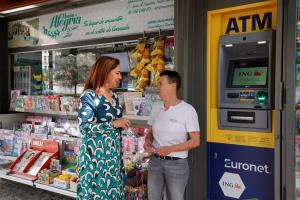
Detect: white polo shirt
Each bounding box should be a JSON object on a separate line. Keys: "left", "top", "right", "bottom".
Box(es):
{"left": 148, "top": 101, "right": 200, "bottom": 158}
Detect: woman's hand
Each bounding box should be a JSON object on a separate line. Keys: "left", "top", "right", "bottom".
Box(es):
{"left": 112, "top": 118, "right": 131, "bottom": 129}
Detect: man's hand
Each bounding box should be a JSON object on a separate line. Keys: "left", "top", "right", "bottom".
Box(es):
{"left": 144, "top": 139, "right": 155, "bottom": 153}
{"left": 155, "top": 146, "right": 173, "bottom": 156}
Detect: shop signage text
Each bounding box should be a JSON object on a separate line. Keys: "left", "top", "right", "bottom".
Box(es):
{"left": 225, "top": 12, "right": 272, "bottom": 34}
{"left": 8, "top": 0, "right": 174, "bottom": 48}
{"left": 43, "top": 13, "right": 81, "bottom": 38}
{"left": 224, "top": 158, "right": 271, "bottom": 174}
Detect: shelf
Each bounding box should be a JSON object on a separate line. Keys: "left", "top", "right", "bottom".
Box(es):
{"left": 0, "top": 170, "right": 76, "bottom": 198}
{"left": 123, "top": 115, "right": 150, "bottom": 121}
{"left": 0, "top": 171, "right": 34, "bottom": 186}
{"left": 13, "top": 110, "right": 77, "bottom": 117}
{"left": 35, "top": 182, "right": 76, "bottom": 198}
{"left": 48, "top": 135, "right": 80, "bottom": 142}
{"left": 123, "top": 115, "right": 149, "bottom": 126}
{"left": 0, "top": 155, "right": 17, "bottom": 161}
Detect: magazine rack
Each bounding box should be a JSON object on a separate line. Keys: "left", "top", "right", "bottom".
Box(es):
{"left": 7, "top": 139, "right": 59, "bottom": 180}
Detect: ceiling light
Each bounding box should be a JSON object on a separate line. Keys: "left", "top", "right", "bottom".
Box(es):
{"left": 0, "top": 5, "right": 38, "bottom": 14}
{"left": 257, "top": 41, "right": 267, "bottom": 44}
{"left": 225, "top": 44, "right": 233, "bottom": 47}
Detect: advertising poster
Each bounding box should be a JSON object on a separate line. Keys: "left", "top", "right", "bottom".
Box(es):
{"left": 8, "top": 18, "right": 39, "bottom": 48}
{"left": 207, "top": 142, "right": 274, "bottom": 200}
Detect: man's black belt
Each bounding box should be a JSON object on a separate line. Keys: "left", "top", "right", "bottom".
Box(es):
{"left": 153, "top": 154, "right": 182, "bottom": 160}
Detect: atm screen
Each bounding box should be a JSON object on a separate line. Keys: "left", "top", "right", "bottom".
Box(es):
{"left": 227, "top": 58, "right": 268, "bottom": 88}
{"left": 232, "top": 67, "right": 268, "bottom": 86}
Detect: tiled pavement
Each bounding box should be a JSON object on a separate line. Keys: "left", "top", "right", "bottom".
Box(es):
{"left": 0, "top": 178, "right": 74, "bottom": 200}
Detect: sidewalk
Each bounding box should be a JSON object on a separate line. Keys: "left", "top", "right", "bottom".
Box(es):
{"left": 0, "top": 178, "right": 73, "bottom": 200}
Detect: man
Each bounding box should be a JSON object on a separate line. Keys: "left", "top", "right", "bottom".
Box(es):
{"left": 144, "top": 70, "right": 200, "bottom": 200}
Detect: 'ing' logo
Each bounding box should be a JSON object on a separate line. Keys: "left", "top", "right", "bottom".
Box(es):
{"left": 226, "top": 12, "right": 272, "bottom": 34}
{"left": 222, "top": 181, "right": 242, "bottom": 190}
{"left": 239, "top": 70, "right": 262, "bottom": 77}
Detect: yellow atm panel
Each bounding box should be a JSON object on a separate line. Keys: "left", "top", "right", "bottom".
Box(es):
{"left": 206, "top": 2, "right": 277, "bottom": 200}
{"left": 206, "top": 1, "right": 277, "bottom": 149}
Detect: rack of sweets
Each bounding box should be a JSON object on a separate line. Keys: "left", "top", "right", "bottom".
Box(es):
{"left": 122, "top": 125, "right": 149, "bottom": 199}
{"left": 35, "top": 139, "right": 80, "bottom": 198}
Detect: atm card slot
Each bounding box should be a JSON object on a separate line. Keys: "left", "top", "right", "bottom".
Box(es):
{"left": 227, "top": 111, "right": 255, "bottom": 123}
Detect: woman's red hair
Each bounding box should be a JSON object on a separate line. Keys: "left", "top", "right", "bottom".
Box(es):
{"left": 84, "top": 56, "right": 120, "bottom": 91}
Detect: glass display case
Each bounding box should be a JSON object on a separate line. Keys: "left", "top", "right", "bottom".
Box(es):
{"left": 12, "top": 52, "right": 44, "bottom": 95}
{"left": 10, "top": 37, "right": 175, "bottom": 97}
{"left": 10, "top": 44, "right": 131, "bottom": 96}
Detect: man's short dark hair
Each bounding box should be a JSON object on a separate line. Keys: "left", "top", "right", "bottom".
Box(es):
{"left": 160, "top": 70, "right": 181, "bottom": 90}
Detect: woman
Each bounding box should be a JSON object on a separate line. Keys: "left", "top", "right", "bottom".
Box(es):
{"left": 77, "top": 56, "right": 130, "bottom": 200}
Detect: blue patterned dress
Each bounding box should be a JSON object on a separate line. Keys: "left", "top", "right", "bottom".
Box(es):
{"left": 77, "top": 89, "right": 125, "bottom": 200}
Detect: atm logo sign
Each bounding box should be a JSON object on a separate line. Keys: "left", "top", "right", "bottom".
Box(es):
{"left": 219, "top": 172, "right": 246, "bottom": 199}
{"left": 226, "top": 12, "right": 272, "bottom": 34}
{"left": 221, "top": 181, "right": 242, "bottom": 189}
{"left": 239, "top": 70, "right": 263, "bottom": 77}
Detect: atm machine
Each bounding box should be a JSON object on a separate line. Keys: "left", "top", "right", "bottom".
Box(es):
{"left": 218, "top": 30, "right": 274, "bottom": 132}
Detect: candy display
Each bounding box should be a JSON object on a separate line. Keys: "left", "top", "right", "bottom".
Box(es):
{"left": 122, "top": 127, "right": 147, "bottom": 154}
{"left": 38, "top": 168, "right": 61, "bottom": 184}
{"left": 53, "top": 177, "right": 70, "bottom": 189}
{"left": 123, "top": 135, "right": 137, "bottom": 154}
{"left": 126, "top": 185, "right": 147, "bottom": 200}
{"left": 122, "top": 126, "right": 149, "bottom": 199}
{"left": 53, "top": 169, "right": 77, "bottom": 189}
